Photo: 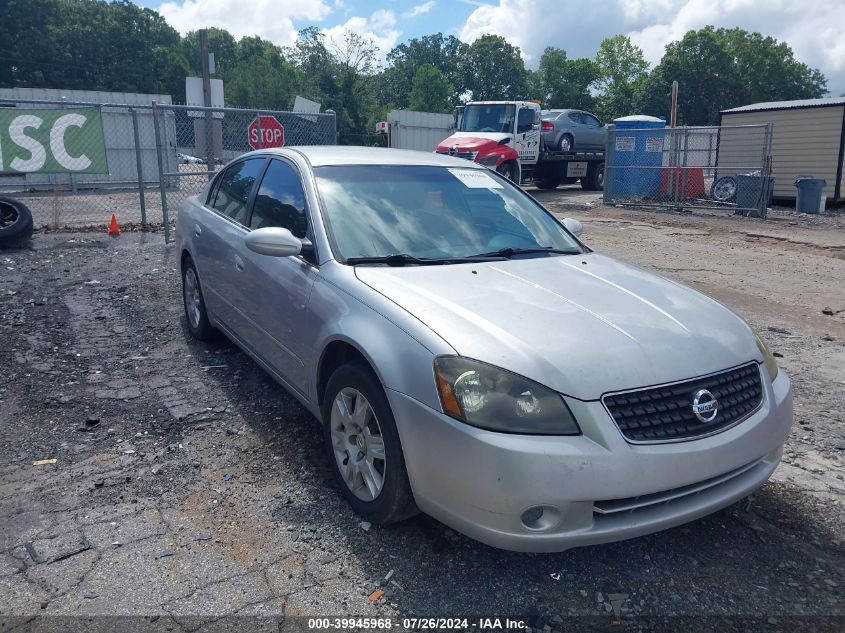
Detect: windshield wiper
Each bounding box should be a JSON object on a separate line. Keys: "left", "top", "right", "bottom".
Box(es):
{"left": 345, "top": 253, "right": 505, "bottom": 266}
{"left": 469, "top": 246, "right": 582, "bottom": 259}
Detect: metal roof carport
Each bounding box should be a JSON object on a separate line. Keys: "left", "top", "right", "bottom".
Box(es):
{"left": 719, "top": 97, "right": 845, "bottom": 206}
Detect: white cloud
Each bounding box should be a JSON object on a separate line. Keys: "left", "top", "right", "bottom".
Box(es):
{"left": 159, "top": 0, "right": 332, "bottom": 46}
{"left": 403, "top": 1, "right": 436, "bottom": 18}
{"left": 459, "top": 0, "right": 845, "bottom": 95}
{"left": 321, "top": 9, "right": 402, "bottom": 64}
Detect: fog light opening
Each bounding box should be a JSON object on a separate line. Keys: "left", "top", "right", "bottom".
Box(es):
{"left": 520, "top": 505, "right": 562, "bottom": 531}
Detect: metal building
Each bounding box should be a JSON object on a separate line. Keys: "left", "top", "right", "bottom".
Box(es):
{"left": 719, "top": 97, "right": 845, "bottom": 205}
{"left": 387, "top": 110, "right": 454, "bottom": 152}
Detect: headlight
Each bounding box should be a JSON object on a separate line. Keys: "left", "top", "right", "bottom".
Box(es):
{"left": 754, "top": 331, "right": 779, "bottom": 382}
{"left": 433, "top": 356, "right": 580, "bottom": 435}
{"left": 478, "top": 155, "right": 499, "bottom": 167}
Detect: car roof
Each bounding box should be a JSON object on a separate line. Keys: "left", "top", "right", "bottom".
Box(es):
{"left": 257, "top": 146, "right": 486, "bottom": 169}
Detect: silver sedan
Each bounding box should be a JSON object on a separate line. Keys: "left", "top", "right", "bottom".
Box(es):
{"left": 541, "top": 109, "right": 607, "bottom": 151}
{"left": 176, "top": 146, "right": 792, "bottom": 552}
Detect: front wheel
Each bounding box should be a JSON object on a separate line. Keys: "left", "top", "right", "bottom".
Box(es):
{"left": 322, "top": 363, "right": 417, "bottom": 524}
{"left": 496, "top": 161, "right": 518, "bottom": 183}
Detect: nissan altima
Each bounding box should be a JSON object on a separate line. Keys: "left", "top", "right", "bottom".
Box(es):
{"left": 176, "top": 146, "right": 792, "bottom": 552}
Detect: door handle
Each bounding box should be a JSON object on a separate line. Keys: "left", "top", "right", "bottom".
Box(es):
{"left": 234, "top": 254, "right": 244, "bottom": 272}
{"left": 194, "top": 224, "right": 202, "bottom": 237}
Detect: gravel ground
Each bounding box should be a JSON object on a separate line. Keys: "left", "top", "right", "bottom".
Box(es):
{"left": 1, "top": 194, "right": 843, "bottom": 632}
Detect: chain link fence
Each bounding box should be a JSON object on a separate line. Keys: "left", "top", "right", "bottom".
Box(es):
{"left": 604, "top": 124, "right": 774, "bottom": 217}
{"left": 0, "top": 98, "right": 336, "bottom": 236}
{"left": 151, "top": 103, "right": 336, "bottom": 241}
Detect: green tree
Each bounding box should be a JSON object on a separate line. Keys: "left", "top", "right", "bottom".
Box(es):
{"left": 635, "top": 28, "right": 745, "bottom": 124}
{"left": 530, "top": 47, "right": 599, "bottom": 110}
{"left": 594, "top": 35, "right": 649, "bottom": 120}
{"left": 181, "top": 27, "right": 237, "bottom": 77}
{"left": 0, "top": 0, "right": 188, "bottom": 96}
{"left": 223, "top": 36, "right": 299, "bottom": 109}
{"left": 463, "top": 35, "right": 527, "bottom": 100}
{"left": 289, "top": 28, "right": 380, "bottom": 143}
{"left": 408, "top": 64, "right": 453, "bottom": 113}
{"left": 382, "top": 33, "right": 467, "bottom": 108}
{"left": 717, "top": 28, "right": 826, "bottom": 102}
{"left": 635, "top": 27, "right": 827, "bottom": 125}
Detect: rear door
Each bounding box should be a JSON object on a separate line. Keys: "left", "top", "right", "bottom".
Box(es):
{"left": 238, "top": 158, "right": 319, "bottom": 394}
{"left": 193, "top": 157, "right": 267, "bottom": 332}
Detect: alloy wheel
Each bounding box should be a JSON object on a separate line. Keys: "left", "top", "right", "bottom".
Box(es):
{"left": 183, "top": 268, "right": 202, "bottom": 329}
{"left": 330, "top": 387, "right": 387, "bottom": 501}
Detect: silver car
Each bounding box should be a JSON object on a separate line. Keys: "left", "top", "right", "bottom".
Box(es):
{"left": 176, "top": 146, "right": 792, "bottom": 552}
{"left": 541, "top": 109, "right": 607, "bottom": 151}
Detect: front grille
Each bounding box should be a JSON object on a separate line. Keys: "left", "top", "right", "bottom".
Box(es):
{"left": 435, "top": 149, "right": 477, "bottom": 161}
{"left": 593, "top": 457, "right": 765, "bottom": 516}
{"left": 603, "top": 363, "right": 763, "bottom": 443}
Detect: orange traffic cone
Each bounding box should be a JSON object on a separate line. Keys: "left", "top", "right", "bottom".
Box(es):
{"left": 107, "top": 213, "right": 120, "bottom": 237}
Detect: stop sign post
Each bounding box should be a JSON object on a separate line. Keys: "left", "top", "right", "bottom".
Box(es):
{"left": 248, "top": 116, "right": 285, "bottom": 150}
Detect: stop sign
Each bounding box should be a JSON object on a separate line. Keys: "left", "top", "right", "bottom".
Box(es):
{"left": 248, "top": 116, "right": 285, "bottom": 150}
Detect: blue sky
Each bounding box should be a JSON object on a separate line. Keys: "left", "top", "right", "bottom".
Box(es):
{"left": 135, "top": 0, "right": 844, "bottom": 96}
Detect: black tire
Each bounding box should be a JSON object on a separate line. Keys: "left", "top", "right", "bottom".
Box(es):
{"left": 496, "top": 161, "right": 518, "bottom": 183}
{"left": 0, "top": 197, "right": 34, "bottom": 248}
{"left": 558, "top": 134, "right": 574, "bottom": 152}
{"left": 322, "top": 362, "right": 417, "bottom": 524}
{"left": 181, "top": 256, "right": 216, "bottom": 341}
{"left": 581, "top": 162, "right": 605, "bottom": 191}
{"left": 535, "top": 177, "right": 561, "bottom": 190}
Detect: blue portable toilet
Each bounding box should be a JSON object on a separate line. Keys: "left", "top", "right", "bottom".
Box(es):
{"left": 609, "top": 115, "right": 666, "bottom": 197}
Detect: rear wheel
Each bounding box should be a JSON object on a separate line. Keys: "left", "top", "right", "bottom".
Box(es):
{"left": 558, "top": 134, "right": 573, "bottom": 152}
{"left": 322, "top": 363, "right": 417, "bottom": 524}
{"left": 581, "top": 162, "right": 604, "bottom": 191}
{"left": 535, "top": 176, "right": 561, "bottom": 190}
{"left": 181, "top": 257, "right": 216, "bottom": 341}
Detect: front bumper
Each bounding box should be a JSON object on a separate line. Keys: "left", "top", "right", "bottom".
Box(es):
{"left": 388, "top": 367, "right": 792, "bottom": 552}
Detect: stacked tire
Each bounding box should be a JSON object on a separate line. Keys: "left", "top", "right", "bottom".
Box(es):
{"left": 0, "top": 197, "right": 34, "bottom": 248}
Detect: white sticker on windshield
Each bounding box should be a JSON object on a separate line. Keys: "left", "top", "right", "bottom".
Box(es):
{"left": 448, "top": 168, "right": 504, "bottom": 189}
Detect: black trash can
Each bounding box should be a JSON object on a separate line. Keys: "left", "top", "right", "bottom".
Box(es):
{"left": 735, "top": 173, "right": 774, "bottom": 217}
{"left": 794, "top": 177, "right": 826, "bottom": 213}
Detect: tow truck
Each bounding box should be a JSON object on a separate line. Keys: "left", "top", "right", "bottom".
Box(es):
{"left": 435, "top": 100, "right": 605, "bottom": 191}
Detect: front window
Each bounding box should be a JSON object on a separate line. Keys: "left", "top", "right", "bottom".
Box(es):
{"left": 460, "top": 104, "right": 515, "bottom": 134}
{"left": 314, "top": 165, "right": 583, "bottom": 262}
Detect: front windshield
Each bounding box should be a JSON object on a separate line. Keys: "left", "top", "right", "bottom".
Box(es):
{"left": 460, "top": 104, "right": 515, "bottom": 133}
{"left": 313, "top": 165, "right": 583, "bottom": 261}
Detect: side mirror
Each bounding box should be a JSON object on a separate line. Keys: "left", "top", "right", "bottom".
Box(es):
{"left": 245, "top": 227, "right": 305, "bottom": 257}
{"left": 563, "top": 217, "right": 583, "bottom": 238}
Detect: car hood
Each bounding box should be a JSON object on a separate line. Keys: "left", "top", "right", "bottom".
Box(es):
{"left": 437, "top": 132, "right": 511, "bottom": 151}
{"left": 354, "top": 254, "right": 760, "bottom": 401}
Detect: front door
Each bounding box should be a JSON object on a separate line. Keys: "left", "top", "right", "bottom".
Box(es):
{"left": 237, "top": 158, "right": 319, "bottom": 395}
{"left": 580, "top": 112, "right": 606, "bottom": 149}
{"left": 515, "top": 106, "right": 541, "bottom": 165}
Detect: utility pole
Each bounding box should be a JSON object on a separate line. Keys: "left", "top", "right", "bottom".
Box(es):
{"left": 670, "top": 80, "right": 679, "bottom": 128}
{"left": 200, "top": 29, "right": 214, "bottom": 178}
